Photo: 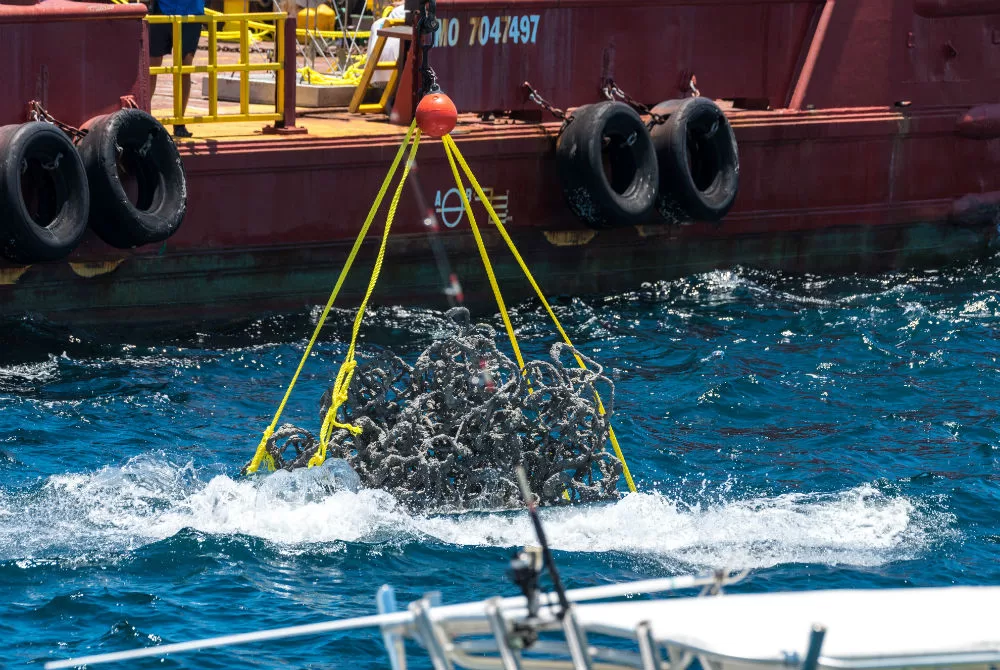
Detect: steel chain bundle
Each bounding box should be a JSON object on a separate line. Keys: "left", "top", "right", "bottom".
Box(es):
{"left": 261, "top": 308, "right": 623, "bottom": 510}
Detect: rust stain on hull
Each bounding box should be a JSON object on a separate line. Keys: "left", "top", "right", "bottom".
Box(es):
{"left": 635, "top": 225, "right": 680, "bottom": 238}
{"left": 543, "top": 230, "right": 597, "bottom": 246}
{"left": 0, "top": 266, "right": 31, "bottom": 285}
{"left": 914, "top": 0, "right": 1000, "bottom": 17}
{"left": 957, "top": 105, "right": 1000, "bottom": 140}
{"left": 69, "top": 259, "right": 125, "bottom": 278}
{"left": 950, "top": 191, "right": 1000, "bottom": 227}
{"left": 0, "top": 0, "right": 998, "bottom": 327}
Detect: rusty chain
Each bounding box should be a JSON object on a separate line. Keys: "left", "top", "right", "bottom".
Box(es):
{"left": 522, "top": 81, "right": 568, "bottom": 121}
{"left": 522, "top": 78, "right": 700, "bottom": 133}
{"left": 521, "top": 81, "right": 575, "bottom": 136}
{"left": 28, "top": 100, "right": 88, "bottom": 143}
{"left": 688, "top": 74, "right": 701, "bottom": 97}
{"left": 602, "top": 77, "right": 701, "bottom": 129}
{"left": 39, "top": 153, "right": 63, "bottom": 171}
{"left": 601, "top": 79, "right": 670, "bottom": 130}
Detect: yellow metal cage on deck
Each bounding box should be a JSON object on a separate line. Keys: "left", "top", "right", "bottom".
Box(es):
{"left": 146, "top": 11, "right": 287, "bottom": 126}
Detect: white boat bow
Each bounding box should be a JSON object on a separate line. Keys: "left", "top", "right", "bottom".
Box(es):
{"left": 44, "top": 570, "right": 1000, "bottom": 670}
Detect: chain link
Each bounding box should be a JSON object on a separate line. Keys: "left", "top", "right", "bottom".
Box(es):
{"left": 40, "top": 152, "right": 63, "bottom": 171}
{"left": 521, "top": 81, "right": 574, "bottom": 137}
{"left": 137, "top": 132, "right": 154, "bottom": 158}
{"left": 522, "top": 79, "right": 702, "bottom": 134}
{"left": 602, "top": 77, "right": 701, "bottom": 129}
{"left": 417, "top": 0, "right": 440, "bottom": 95}
{"left": 28, "top": 100, "right": 88, "bottom": 143}
{"left": 601, "top": 80, "right": 670, "bottom": 130}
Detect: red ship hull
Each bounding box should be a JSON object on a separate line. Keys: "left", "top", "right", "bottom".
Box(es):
{"left": 0, "top": 0, "right": 998, "bottom": 325}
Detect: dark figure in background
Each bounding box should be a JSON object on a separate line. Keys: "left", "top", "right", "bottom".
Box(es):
{"left": 148, "top": 0, "right": 205, "bottom": 138}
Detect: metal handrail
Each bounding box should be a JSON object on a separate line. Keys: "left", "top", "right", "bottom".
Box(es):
{"left": 44, "top": 572, "right": 739, "bottom": 669}
{"left": 146, "top": 11, "right": 287, "bottom": 125}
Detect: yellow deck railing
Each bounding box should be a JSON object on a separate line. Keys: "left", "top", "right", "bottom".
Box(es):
{"left": 205, "top": 7, "right": 276, "bottom": 42}
{"left": 146, "top": 11, "right": 287, "bottom": 126}
{"left": 203, "top": 9, "right": 373, "bottom": 43}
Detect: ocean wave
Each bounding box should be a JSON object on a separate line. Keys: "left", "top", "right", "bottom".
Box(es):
{"left": 0, "top": 454, "right": 953, "bottom": 571}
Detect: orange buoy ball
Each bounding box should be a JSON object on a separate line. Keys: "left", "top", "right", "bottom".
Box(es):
{"left": 416, "top": 93, "right": 458, "bottom": 137}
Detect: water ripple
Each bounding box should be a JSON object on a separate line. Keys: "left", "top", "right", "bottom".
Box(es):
{"left": 2, "top": 259, "right": 999, "bottom": 668}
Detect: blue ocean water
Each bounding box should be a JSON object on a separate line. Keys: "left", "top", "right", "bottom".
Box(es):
{"left": 3, "top": 260, "right": 999, "bottom": 669}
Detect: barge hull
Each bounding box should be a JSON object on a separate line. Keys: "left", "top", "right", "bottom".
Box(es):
{"left": 1, "top": 105, "right": 997, "bottom": 325}
{"left": 1, "top": 0, "right": 999, "bottom": 326}
{"left": 1, "top": 221, "right": 991, "bottom": 327}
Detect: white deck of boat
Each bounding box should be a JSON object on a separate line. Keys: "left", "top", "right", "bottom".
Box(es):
{"left": 576, "top": 586, "right": 1000, "bottom": 667}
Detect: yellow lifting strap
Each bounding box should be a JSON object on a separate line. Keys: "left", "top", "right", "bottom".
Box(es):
{"left": 310, "top": 131, "right": 422, "bottom": 467}
{"left": 243, "top": 120, "right": 421, "bottom": 475}
{"left": 441, "top": 134, "right": 637, "bottom": 494}
{"left": 441, "top": 143, "right": 526, "bottom": 373}
{"left": 244, "top": 119, "right": 635, "bottom": 495}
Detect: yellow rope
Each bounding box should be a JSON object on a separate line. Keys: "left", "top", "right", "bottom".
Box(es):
{"left": 442, "top": 135, "right": 637, "bottom": 493}
{"left": 444, "top": 139, "right": 581, "bottom": 501}
{"left": 246, "top": 122, "right": 635, "bottom": 496}
{"left": 310, "top": 130, "right": 422, "bottom": 467}
{"left": 201, "top": 8, "right": 272, "bottom": 42}
{"left": 442, "top": 137, "right": 527, "bottom": 374}
{"left": 297, "top": 56, "right": 367, "bottom": 87}
{"left": 243, "top": 120, "right": 419, "bottom": 475}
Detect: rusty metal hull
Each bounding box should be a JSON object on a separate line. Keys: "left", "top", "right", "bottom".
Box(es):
{"left": 1, "top": 0, "right": 999, "bottom": 326}
{"left": 0, "top": 221, "right": 990, "bottom": 327}
{"left": 2, "top": 104, "right": 998, "bottom": 325}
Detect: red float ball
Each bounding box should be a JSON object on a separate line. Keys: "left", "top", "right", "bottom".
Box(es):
{"left": 415, "top": 93, "right": 458, "bottom": 137}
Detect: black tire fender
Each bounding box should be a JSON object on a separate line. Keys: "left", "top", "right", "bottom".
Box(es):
{"left": 556, "top": 101, "right": 659, "bottom": 229}
{"left": 0, "top": 122, "right": 89, "bottom": 263}
{"left": 78, "top": 109, "right": 187, "bottom": 249}
{"left": 652, "top": 97, "right": 739, "bottom": 223}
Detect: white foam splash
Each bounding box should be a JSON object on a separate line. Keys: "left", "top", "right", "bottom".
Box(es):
{"left": 0, "top": 356, "right": 61, "bottom": 392}
{"left": 0, "top": 455, "right": 953, "bottom": 571}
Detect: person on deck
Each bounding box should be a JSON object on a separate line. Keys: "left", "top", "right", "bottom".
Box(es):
{"left": 147, "top": 0, "right": 205, "bottom": 138}
{"left": 366, "top": 0, "right": 406, "bottom": 86}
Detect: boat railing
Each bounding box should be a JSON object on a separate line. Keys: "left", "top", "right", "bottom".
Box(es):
{"left": 142, "top": 4, "right": 409, "bottom": 130}
{"left": 41, "top": 566, "right": 1000, "bottom": 670}
{"left": 43, "top": 571, "right": 747, "bottom": 670}
{"left": 145, "top": 10, "right": 293, "bottom": 128}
